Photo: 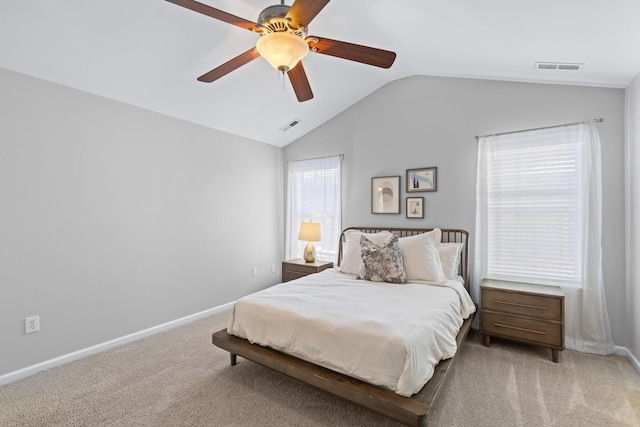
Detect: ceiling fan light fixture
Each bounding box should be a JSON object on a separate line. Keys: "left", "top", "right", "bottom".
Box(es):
{"left": 256, "top": 31, "right": 309, "bottom": 72}
{"left": 166, "top": 0, "right": 396, "bottom": 103}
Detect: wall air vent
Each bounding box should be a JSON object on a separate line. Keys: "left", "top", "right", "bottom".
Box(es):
{"left": 535, "top": 62, "right": 585, "bottom": 71}
{"left": 279, "top": 119, "right": 301, "bottom": 132}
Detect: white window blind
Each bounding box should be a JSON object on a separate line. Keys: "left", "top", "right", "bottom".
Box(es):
{"left": 480, "top": 125, "right": 585, "bottom": 287}
{"left": 285, "top": 156, "right": 342, "bottom": 261}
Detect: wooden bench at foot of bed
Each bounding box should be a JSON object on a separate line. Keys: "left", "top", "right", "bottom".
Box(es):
{"left": 212, "top": 313, "right": 474, "bottom": 427}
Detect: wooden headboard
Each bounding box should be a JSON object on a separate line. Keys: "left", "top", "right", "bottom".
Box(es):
{"left": 337, "top": 227, "right": 471, "bottom": 291}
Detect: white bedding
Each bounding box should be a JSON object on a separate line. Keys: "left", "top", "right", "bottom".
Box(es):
{"left": 227, "top": 268, "right": 475, "bottom": 397}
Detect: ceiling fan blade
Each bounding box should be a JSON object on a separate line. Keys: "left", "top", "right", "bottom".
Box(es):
{"left": 288, "top": 62, "right": 314, "bottom": 102}
{"left": 286, "top": 0, "right": 330, "bottom": 28}
{"left": 197, "top": 48, "right": 260, "bottom": 83}
{"left": 307, "top": 36, "right": 396, "bottom": 69}
{"left": 165, "top": 0, "right": 256, "bottom": 31}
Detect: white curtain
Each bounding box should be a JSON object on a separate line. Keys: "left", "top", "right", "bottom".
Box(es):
{"left": 473, "top": 120, "right": 615, "bottom": 354}
{"left": 285, "top": 155, "right": 342, "bottom": 262}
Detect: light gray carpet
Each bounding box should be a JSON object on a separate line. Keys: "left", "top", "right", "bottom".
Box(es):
{"left": 1, "top": 310, "right": 639, "bottom": 427}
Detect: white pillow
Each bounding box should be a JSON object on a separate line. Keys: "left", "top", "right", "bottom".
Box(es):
{"left": 339, "top": 230, "right": 392, "bottom": 275}
{"left": 398, "top": 229, "right": 447, "bottom": 283}
{"left": 439, "top": 242, "right": 464, "bottom": 280}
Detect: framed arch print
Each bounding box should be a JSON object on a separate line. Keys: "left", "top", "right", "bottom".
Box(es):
{"left": 407, "top": 167, "right": 437, "bottom": 192}
{"left": 371, "top": 176, "right": 400, "bottom": 214}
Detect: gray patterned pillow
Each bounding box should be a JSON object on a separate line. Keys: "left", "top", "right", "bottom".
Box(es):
{"left": 357, "top": 234, "right": 408, "bottom": 284}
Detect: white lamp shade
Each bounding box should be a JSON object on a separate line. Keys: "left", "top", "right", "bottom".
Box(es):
{"left": 256, "top": 32, "right": 309, "bottom": 71}
{"left": 298, "top": 221, "right": 321, "bottom": 242}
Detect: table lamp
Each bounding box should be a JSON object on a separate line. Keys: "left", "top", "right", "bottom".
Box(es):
{"left": 298, "top": 220, "right": 321, "bottom": 263}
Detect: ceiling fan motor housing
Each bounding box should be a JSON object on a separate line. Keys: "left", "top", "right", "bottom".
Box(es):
{"left": 257, "top": 5, "right": 307, "bottom": 38}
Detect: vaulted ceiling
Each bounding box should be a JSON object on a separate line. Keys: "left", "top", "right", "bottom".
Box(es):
{"left": 1, "top": 1, "right": 639, "bottom": 147}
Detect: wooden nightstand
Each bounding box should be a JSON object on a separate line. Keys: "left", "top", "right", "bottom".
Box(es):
{"left": 282, "top": 259, "right": 334, "bottom": 283}
{"left": 480, "top": 278, "right": 565, "bottom": 362}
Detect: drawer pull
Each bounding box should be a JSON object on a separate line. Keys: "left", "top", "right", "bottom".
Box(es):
{"left": 493, "top": 322, "right": 547, "bottom": 335}
{"left": 494, "top": 299, "right": 547, "bottom": 310}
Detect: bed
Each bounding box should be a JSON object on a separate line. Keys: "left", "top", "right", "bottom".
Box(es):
{"left": 212, "top": 227, "right": 475, "bottom": 427}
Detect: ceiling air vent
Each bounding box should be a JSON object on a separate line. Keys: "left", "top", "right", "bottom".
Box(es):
{"left": 280, "top": 119, "right": 301, "bottom": 132}
{"left": 535, "top": 62, "right": 585, "bottom": 71}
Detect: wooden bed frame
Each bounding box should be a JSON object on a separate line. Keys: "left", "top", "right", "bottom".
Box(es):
{"left": 212, "top": 227, "right": 474, "bottom": 427}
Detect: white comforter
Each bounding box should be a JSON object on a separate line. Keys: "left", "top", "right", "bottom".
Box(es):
{"left": 227, "top": 269, "right": 475, "bottom": 397}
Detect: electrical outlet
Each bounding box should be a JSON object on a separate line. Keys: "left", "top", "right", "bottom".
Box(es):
{"left": 25, "top": 315, "right": 40, "bottom": 334}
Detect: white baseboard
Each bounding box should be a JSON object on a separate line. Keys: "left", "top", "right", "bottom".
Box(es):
{"left": 615, "top": 345, "right": 640, "bottom": 373}
{"left": 0, "top": 302, "right": 235, "bottom": 386}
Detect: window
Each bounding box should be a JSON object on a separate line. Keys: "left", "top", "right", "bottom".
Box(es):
{"left": 476, "top": 123, "right": 589, "bottom": 287}
{"left": 474, "top": 120, "right": 615, "bottom": 354}
{"left": 285, "top": 155, "right": 341, "bottom": 261}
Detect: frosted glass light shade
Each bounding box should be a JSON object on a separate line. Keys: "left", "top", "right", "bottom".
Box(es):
{"left": 256, "top": 32, "right": 309, "bottom": 72}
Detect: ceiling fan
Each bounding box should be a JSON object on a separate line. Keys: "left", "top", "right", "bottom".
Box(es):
{"left": 165, "top": 0, "right": 397, "bottom": 102}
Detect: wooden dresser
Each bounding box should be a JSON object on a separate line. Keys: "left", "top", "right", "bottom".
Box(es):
{"left": 282, "top": 259, "right": 334, "bottom": 283}
{"left": 480, "top": 278, "right": 565, "bottom": 362}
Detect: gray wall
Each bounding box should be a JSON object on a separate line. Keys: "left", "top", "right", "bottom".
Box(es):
{"left": 1, "top": 69, "right": 631, "bottom": 378}
{"left": 0, "top": 68, "right": 284, "bottom": 376}
{"left": 626, "top": 74, "right": 640, "bottom": 362}
{"left": 284, "top": 75, "right": 627, "bottom": 347}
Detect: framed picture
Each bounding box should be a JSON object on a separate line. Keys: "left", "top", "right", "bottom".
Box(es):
{"left": 406, "top": 197, "right": 424, "bottom": 218}
{"left": 371, "top": 176, "right": 401, "bottom": 214}
{"left": 406, "top": 167, "right": 437, "bottom": 192}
